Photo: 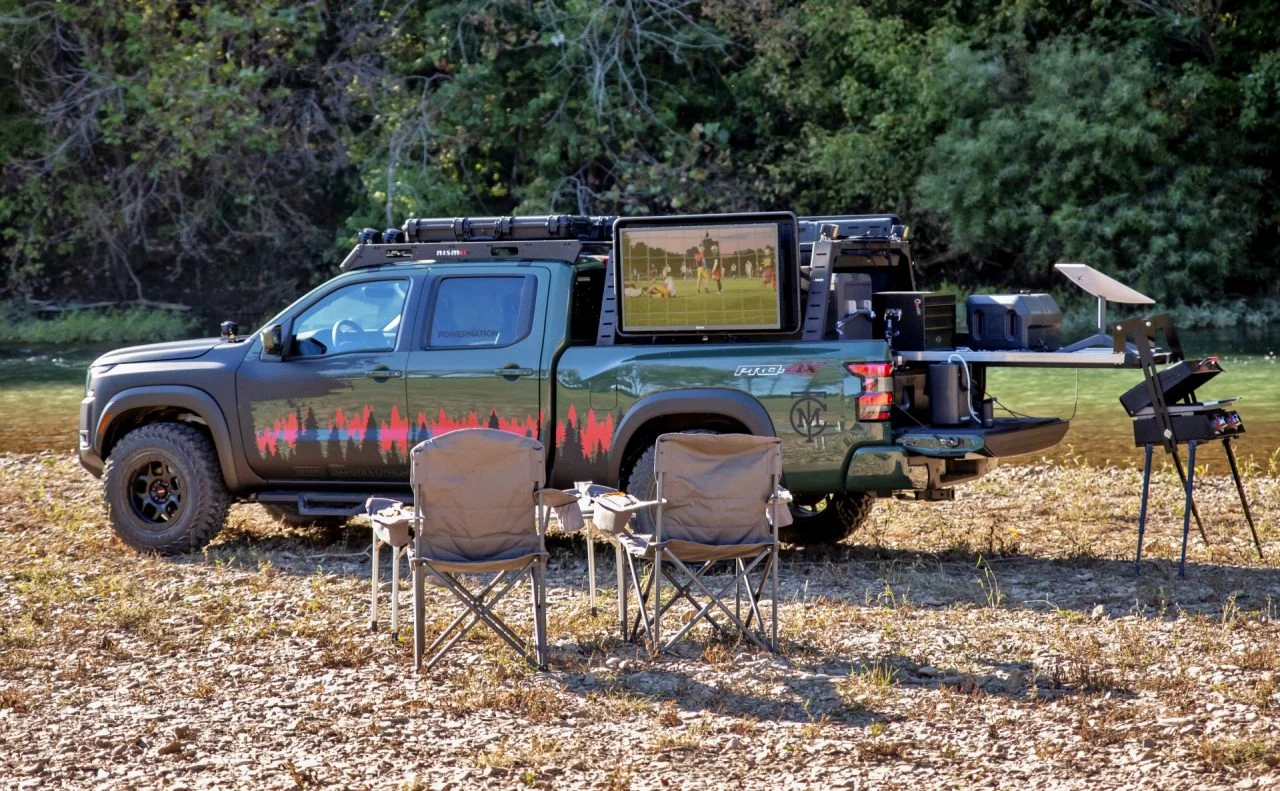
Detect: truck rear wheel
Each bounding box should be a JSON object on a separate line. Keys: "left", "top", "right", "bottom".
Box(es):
{"left": 621, "top": 429, "right": 717, "bottom": 535}
{"left": 779, "top": 492, "right": 874, "bottom": 545}
{"left": 103, "top": 423, "right": 229, "bottom": 555}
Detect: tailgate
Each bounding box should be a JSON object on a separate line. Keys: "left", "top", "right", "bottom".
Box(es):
{"left": 895, "top": 417, "right": 1069, "bottom": 458}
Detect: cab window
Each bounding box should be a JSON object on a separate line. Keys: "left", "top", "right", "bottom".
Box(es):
{"left": 426, "top": 276, "right": 536, "bottom": 348}
{"left": 292, "top": 279, "right": 409, "bottom": 357}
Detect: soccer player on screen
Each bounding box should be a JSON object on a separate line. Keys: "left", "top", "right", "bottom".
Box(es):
{"left": 694, "top": 249, "right": 709, "bottom": 293}
{"left": 710, "top": 243, "right": 724, "bottom": 293}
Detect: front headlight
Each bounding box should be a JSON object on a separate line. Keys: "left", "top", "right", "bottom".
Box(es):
{"left": 86, "top": 364, "right": 114, "bottom": 396}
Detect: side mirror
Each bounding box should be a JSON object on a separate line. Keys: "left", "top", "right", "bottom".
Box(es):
{"left": 260, "top": 324, "right": 285, "bottom": 357}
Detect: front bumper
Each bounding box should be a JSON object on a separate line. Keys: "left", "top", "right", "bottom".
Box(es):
{"left": 78, "top": 395, "right": 104, "bottom": 477}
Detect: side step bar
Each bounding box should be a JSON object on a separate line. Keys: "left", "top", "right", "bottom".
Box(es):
{"left": 257, "top": 491, "right": 411, "bottom": 517}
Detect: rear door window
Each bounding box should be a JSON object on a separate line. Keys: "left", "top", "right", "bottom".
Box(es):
{"left": 426, "top": 275, "right": 537, "bottom": 348}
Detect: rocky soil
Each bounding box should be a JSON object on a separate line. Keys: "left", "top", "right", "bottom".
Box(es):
{"left": 1, "top": 452, "right": 1278, "bottom": 790}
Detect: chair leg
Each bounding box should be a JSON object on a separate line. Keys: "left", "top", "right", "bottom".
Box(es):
{"left": 615, "top": 542, "right": 628, "bottom": 639}
{"left": 369, "top": 537, "right": 380, "bottom": 632}
{"left": 627, "top": 554, "right": 654, "bottom": 645}
{"left": 423, "top": 570, "right": 521, "bottom": 669}
{"left": 390, "top": 546, "right": 401, "bottom": 637}
{"left": 534, "top": 560, "right": 548, "bottom": 670}
{"left": 651, "top": 553, "right": 662, "bottom": 655}
{"left": 412, "top": 560, "right": 425, "bottom": 671}
{"left": 587, "top": 521, "right": 597, "bottom": 617}
{"left": 665, "top": 553, "right": 774, "bottom": 654}
{"left": 735, "top": 558, "right": 743, "bottom": 625}
{"left": 770, "top": 543, "right": 780, "bottom": 651}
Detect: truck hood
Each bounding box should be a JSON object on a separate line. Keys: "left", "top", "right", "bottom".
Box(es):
{"left": 93, "top": 338, "right": 223, "bottom": 366}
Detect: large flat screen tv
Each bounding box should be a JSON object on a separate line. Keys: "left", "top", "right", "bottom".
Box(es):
{"left": 614, "top": 212, "right": 799, "bottom": 335}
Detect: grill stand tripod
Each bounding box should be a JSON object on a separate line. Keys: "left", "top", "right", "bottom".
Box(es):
{"left": 1120, "top": 317, "right": 1263, "bottom": 577}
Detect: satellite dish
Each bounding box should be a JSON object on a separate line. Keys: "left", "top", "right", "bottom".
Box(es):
{"left": 1054, "top": 262, "right": 1156, "bottom": 352}
{"left": 1054, "top": 263, "right": 1154, "bottom": 304}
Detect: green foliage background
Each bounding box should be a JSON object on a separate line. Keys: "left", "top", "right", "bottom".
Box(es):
{"left": 1, "top": 0, "right": 1277, "bottom": 324}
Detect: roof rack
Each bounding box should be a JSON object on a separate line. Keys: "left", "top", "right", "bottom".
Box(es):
{"left": 341, "top": 212, "right": 916, "bottom": 279}
{"left": 341, "top": 214, "right": 616, "bottom": 272}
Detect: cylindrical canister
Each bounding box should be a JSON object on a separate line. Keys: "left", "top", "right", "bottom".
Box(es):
{"left": 928, "top": 363, "right": 964, "bottom": 426}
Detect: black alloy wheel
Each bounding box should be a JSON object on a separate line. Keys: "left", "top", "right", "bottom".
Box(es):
{"left": 127, "top": 457, "right": 186, "bottom": 527}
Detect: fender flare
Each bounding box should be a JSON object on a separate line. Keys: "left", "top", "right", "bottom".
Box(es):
{"left": 96, "top": 385, "right": 243, "bottom": 491}
{"left": 607, "top": 388, "right": 776, "bottom": 482}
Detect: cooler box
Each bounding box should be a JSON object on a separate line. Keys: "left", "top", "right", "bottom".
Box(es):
{"left": 966, "top": 294, "right": 1062, "bottom": 351}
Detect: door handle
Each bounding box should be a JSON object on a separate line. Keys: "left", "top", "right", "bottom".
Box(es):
{"left": 364, "top": 366, "right": 403, "bottom": 380}
{"left": 493, "top": 365, "right": 535, "bottom": 381}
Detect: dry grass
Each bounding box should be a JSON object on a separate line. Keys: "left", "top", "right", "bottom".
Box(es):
{"left": 0, "top": 452, "right": 1277, "bottom": 789}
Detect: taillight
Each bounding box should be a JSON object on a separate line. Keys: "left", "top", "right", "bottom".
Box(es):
{"left": 845, "top": 362, "right": 894, "bottom": 421}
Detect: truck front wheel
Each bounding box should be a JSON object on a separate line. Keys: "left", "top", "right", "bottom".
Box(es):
{"left": 103, "top": 423, "right": 230, "bottom": 555}
{"left": 779, "top": 492, "right": 874, "bottom": 545}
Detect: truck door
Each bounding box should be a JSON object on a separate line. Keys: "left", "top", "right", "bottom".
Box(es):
{"left": 406, "top": 268, "right": 548, "bottom": 444}
{"left": 236, "top": 276, "right": 412, "bottom": 481}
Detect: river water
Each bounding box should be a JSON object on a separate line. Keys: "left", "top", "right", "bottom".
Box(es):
{"left": 1, "top": 328, "right": 1275, "bottom": 470}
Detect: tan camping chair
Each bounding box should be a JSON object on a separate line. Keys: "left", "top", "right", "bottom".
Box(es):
{"left": 592, "top": 433, "right": 791, "bottom": 655}
{"left": 402, "top": 428, "right": 576, "bottom": 671}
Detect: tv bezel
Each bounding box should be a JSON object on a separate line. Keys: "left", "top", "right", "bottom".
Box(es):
{"left": 612, "top": 212, "right": 800, "bottom": 337}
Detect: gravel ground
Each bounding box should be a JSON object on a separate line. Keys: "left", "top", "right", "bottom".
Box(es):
{"left": 1, "top": 452, "right": 1278, "bottom": 790}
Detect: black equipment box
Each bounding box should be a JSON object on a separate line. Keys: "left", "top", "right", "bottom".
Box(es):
{"left": 873, "top": 291, "right": 955, "bottom": 351}
{"left": 966, "top": 293, "right": 1062, "bottom": 351}
{"left": 1120, "top": 357, "right": 1223, "bottom": 416}
{"left": 1133, "top": 409, "right": 1244, "bottom": 446}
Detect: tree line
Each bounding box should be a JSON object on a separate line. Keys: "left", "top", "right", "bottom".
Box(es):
{"left": 2, "top": 0, "right": 1277, "bottom": 324}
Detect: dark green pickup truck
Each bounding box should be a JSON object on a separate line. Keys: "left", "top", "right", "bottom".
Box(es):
{"left": 79, "top": 212, "right": 1072, "bottom": 553}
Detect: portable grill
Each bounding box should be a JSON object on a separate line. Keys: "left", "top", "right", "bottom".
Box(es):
{"left": 1117, "top": 316, "right": 1263, "bottom": 576}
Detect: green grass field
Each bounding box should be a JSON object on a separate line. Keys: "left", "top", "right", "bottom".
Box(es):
{"left": 622, "top": 275, "right": 779, "bottom": 331}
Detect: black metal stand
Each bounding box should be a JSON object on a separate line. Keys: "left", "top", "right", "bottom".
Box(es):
{"left": 1133, "top": 439, "right": 1199, "bottom": 577}
{"left": 1134, "top": 436, "right": 1262, "bottom": 577}
{"left": 1120, "top": 316, "right": 1263, "bottom": 577}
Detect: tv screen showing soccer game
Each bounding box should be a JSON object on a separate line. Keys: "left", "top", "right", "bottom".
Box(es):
{"left": 615, "top": 214, "right": 795, "bottom": 334}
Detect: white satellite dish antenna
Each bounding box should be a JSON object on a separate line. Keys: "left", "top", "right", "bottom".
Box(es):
{"left": 1055, "top": 262, "right": 1155, "bottom": 351}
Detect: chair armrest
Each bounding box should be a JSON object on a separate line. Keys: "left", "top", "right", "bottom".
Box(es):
{"left": 592, "top": 493, "right": 665, "bottom": 515}
{"left": 589, "top": 493, "right": 664, "bottom": 536}
{"left": 363, "top": 496, "right": 408, "bottom": 519}
{"left": 533, "top": 487, "right": 580, "bottom": 508}
{"left": 363, "top": 496, "right": 413, "bottom": 547}
{"left": 766, "top": 487, "right": 794, "bottom": 529}
{"left": 767, "top": 487, "right": 794, "bottom": 505}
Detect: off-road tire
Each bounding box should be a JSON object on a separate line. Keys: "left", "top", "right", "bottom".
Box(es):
{"left": 260, "top": 503, "right": 349, "bottom": 531}
{"left": 103, "top": 423, "right": 229, "bottom": 555}
{"left": 779, "top": 492, "right": 875, "bottom": 545}
{"left": 622, "top": 429, "right": 717, "bottom": 535}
